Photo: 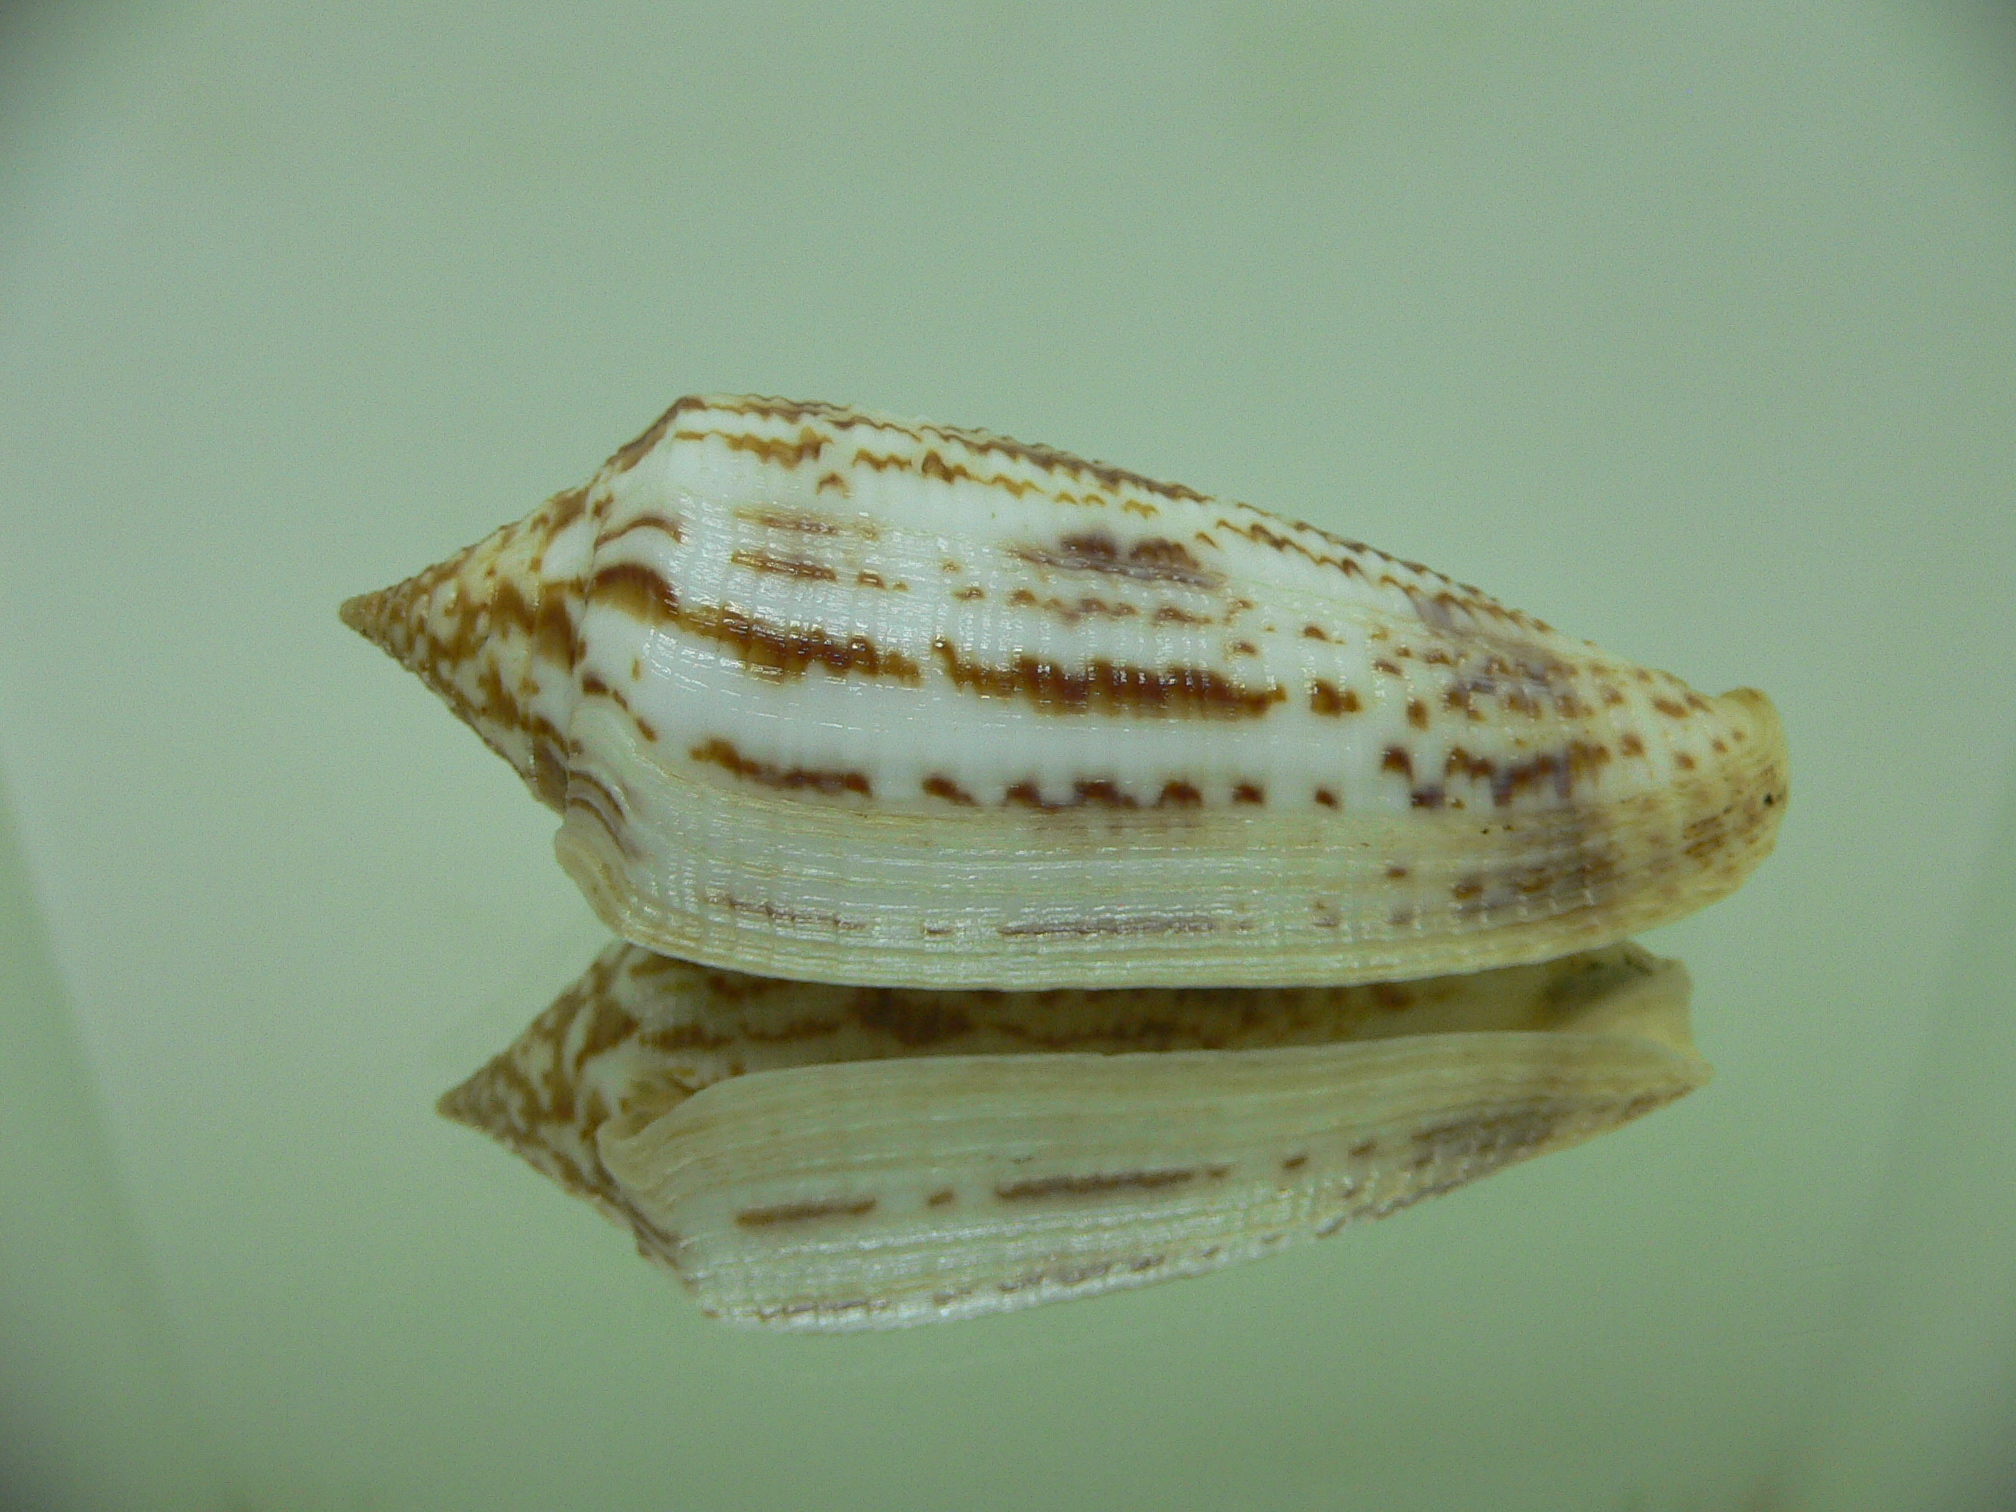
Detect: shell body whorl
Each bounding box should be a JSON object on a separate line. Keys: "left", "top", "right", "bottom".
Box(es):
{"left": 345, "top": 395, "right": 1787, "bottom": 987}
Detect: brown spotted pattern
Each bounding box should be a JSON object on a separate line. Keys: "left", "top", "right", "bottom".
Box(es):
{"left": 690, "top": 737, "right": 872, "bottom": 798}
{"left": 348, "top": 396, "right": 1782, "bottom": 831}
{"left": 932, "top": 639, "right": 1283, "bottom": 719}
{"left": 349, "top": 395, "right": 1785, "bottom": 997}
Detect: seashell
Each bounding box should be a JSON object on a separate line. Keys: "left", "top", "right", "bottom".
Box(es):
{"left": 440, "top": 939, "right": 1706, "bottom": 1330}
{"left": 343, "top": 396, "right": 1784, "bottom": 988}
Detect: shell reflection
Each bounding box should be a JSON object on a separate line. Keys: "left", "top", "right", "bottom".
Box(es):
{"left": 441, "top": 941, "right": 1706, "bottom": 1330}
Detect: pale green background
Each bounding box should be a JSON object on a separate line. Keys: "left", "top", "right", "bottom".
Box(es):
{"left": 2, "top": 3, "right": 2013, "bottom": 1509}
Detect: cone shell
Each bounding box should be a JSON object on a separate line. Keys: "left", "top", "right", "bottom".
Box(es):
{"left": 345, "top": 396, "right": 1786, "bottom": 987}
{"left": 440, "top": 940, "right": 1705, "bottom": 1330}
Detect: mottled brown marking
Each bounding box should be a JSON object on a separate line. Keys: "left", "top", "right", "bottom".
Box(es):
{"left": 933, "top": 640, "right": 1281, "bottom": 719}
{"left": 1348, "top": 1138, "right": 1379, "bottom": 1159}
{"left": 955, "top": 585, "right": 986, "bottom": 601}
{"left": 1382, "top": 746, "right": 1414, "bottom": 780}
{"left": 689, "top": 737, "right": 871, "bottom": 798}
{"left": 1216, "top": 518, "right": 1359, "bottom": 580}
{"left": 573, "top": 994, "right": 642, "bottom": 1069}
{"left": 735, "top": 1195, "right": 877, "bottom": 1228}
{"left": 1233, "top": 782, "right": 1265, "bottom": 805}
{"left": 995, "top": 1170, "right": 1197, "bottom": 1201}
{"left": 853, "top": 447, "right": 913, "bottom": 475}
{"left": 856, "top": 570, "right": 885, "bottom": 587}
{"left": 1310, "top": 680, "right": 1362, "bottom": 716}
{"left": 687, "top": 603, "right": 921, "bottom": 683}
{"left": 1492, "top": 742, "right": 1610, "bottom": 805}
{"left": 704, "top": 890, "right": 871, "bottom": 934}
{"left": 1215, "top": 512, "right": 1536, "bottom": 635}
{"left": 997, "top": 914, "right": 1214, "bottom": 939}
{"left": 1230, "top": 639, "right": 1258, "bottom": 655}
{"left": 1007, "top": 587, "right": 1140, "bottom": 624}
{"left": 732, "top": 503, "right": 873, "bottom": 539}
{"left": 1282, "top": 1153, "right": 1309, "bottom": 1171}
{"left": 590, "top": 562, "right": 679, "bottom": 624}
{"left": 1407, "top": 699, "right": 1429, "bottom": 729}
{"left": 800, "top": 416, "right": 1210, "bottom": 505}
{"left": 916, "top": 447, "right": 1041, "bottom": 497}
{"left": 1003, "top": 778, "right": 1141, "bottom": 810}
{"left": 593, "top": 513, "right": 683, "bottom": 550}
{"left": 1451, "top": 877, "right": 1483, "bottom": 902}
{"left": 610, "top": 409, "right": 677, "bottom": 472}
{"left": 927, "top": 1188, "right": 956, "bottom": 1207}
{"left": 1153, "top": 604, "right": 1213, "bottom": 625}
{"left": 816, "top": 470, "right": 849, "bottom": 495}
{"left": 1315, "top": 787, "right": 1338, "bottom": 808}
{"left": 847, "top": 989, "right": 975, "bottom": 1047}
{"left": 1373, "top": 658, "right": 1403, "bottom": 677}
{"left": 1302, "top": 624, "right": 1331, "bottom": 642}
{"left": 1386, "top": 863, "right": 1409, "bottom": 879}
{"left": 1653, "top": 697, "right": 1688, "bottom": 719}
{"left": 674, "top": 425, "right": 828, "bottom": 469}
{"left": 1157, "top": 780, "right": 1202, "bottom": 807}
{"left": 922, "top": 774, "right": 977, "bottom": 805}
{"left": 1621, "top": 733, "right": 1646, "bottom": 757}
{"left": 1675, "top": 751, "right": 1697, "bottom": 771}
{"left": 1443, "top": 747, "right": 1493, "bottom": 784}
{"left": 1434, "top": 741, "right": 1612, "bottom": 807}
{"left": 1013, "top": 531, "right": 1223, "bottom": 590}
{"left": 729, "top": 547, "right": 837, "bottom": 581}
{"left": 531, "top": 593, "right": 579, "bottom": 669}
{"left": 636, "top": 1019, "right": 737, "bottom": 1054}
{"left": 977, "top": 441, "right": 1202, "bottom": 504}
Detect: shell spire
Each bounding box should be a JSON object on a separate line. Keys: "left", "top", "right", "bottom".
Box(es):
{"left": 341, "top": 486, "right": 595, "bottom": 810}
{"left": 344, "top": 396, "right": 1787, "bottom": 988}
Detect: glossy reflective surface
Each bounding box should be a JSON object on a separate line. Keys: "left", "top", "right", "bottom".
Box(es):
{"left": 2, "top": 3, "right": 2012, "bottom": 1509}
